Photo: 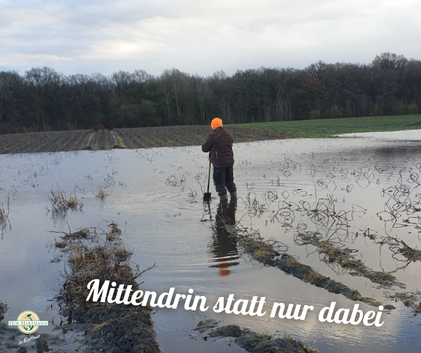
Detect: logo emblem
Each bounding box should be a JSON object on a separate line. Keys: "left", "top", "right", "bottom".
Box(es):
{"left": 8, "top": 310, "right": 48, "bottom": 334}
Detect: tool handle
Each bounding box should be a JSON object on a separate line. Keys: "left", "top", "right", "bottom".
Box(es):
{"left": 206, "top": 154, "right": 211, "bottom": 193}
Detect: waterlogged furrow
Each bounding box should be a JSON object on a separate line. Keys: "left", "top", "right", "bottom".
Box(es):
{"left": 230, "top": 225, "right": 387, "bottom": 308}
{"left": 294, "top": 232, "right": 402, "bottom": 288}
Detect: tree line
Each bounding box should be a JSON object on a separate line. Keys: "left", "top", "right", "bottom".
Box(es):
{"left": 0, "top": 52, "right": 420, "bottom": 134}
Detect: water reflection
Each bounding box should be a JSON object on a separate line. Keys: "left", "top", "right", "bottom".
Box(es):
{"left": 201, "top": 201, "right": 213, "bottom": 222}
{"left": 209, "top": 200, "right": 240, "bottom": 278}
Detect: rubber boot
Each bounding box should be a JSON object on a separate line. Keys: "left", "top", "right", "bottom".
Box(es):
{"left": 219, "top": 194, "right": 228, "bottom": 202}
{"left": 230, "top": 191, "right": 237, "bottom": 200}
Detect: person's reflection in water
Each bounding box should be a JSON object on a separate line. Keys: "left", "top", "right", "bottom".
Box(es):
{"left": 209, "top": 199, "right": 240, "bottom": 281}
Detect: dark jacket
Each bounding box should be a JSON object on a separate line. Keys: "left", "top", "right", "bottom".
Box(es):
{"left": 202, "top": 127, "right": 234, "bottom": 167}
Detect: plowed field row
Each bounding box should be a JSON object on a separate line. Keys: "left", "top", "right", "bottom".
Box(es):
{"left": 0, "top": 126, "right": 292, "bottom": 154}
{"left": 0, "top": 130, "right": 91, "bottom": 154}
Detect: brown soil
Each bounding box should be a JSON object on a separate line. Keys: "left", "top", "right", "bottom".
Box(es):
{"left": 0, "top": 130, "right": 91, "bottom": 154}
{"left": 0, "top": 126, "right": 293, "bottom": 154}
{"left": 52, "top": 223, "right": 161, "bottom": 353}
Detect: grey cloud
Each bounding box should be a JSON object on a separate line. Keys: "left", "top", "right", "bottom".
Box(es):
{"left": 0, "top": 0, "right": 420, "bottom": 76}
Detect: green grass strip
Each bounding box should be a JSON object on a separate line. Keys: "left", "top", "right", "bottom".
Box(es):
{"left": 228, "top": 114, "right": 421, "bottom": 138}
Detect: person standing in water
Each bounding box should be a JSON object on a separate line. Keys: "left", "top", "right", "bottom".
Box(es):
{"left": 202, "top": 117, "right": 237, "bottom": 202}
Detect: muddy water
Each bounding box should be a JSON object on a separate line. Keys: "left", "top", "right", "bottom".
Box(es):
{"left": 1, "top": 131, "right": 421, "bottom": 352}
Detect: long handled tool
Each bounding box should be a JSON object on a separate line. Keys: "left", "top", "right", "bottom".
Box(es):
{"left": 203, "top": 157, "right": 212, "bottom": 202}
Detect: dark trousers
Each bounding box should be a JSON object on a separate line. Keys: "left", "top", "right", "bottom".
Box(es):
{"left": 213, "top": 166, "right": 236, "bottom": 196}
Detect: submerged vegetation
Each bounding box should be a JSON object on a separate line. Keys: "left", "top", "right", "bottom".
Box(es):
{"left": 96, "top": 185, "right": 108, "bottom": 200}
{"left": 295, "top": 232, "right": 400, "bottom": 287}
{"left": 49, "top": 189, "right": 83, "bottom": 217}
{"left": 0, "top": 197, "right": 11, "bottom": 236}
{"left": 234, "top": 225, "right": 384, "bottom": 307}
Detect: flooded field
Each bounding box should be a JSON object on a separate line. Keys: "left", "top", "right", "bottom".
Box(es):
{"left": 1, "top": 131, "right": 421, "bottom": 352}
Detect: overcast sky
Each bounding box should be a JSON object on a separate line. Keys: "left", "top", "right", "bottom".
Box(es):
{"left": 0, "top": 0, "right": 420, "bottom": 77}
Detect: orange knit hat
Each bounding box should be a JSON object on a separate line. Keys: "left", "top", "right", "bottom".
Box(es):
{"left": 211, "top": 117, "right": 223, "bottom": 130}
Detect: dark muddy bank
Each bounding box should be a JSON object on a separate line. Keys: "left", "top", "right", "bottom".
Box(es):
{"left": 52, "top": 223, "right": 161, "bottom": 353}
{"left": 195, "top": 319, "right": 317, "bottom": 353}
{"left": 294, "top": 232, "right": 401, "bottom": 288}
{"left": 226, "top": 222, "right": 386, "bottom": 308}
